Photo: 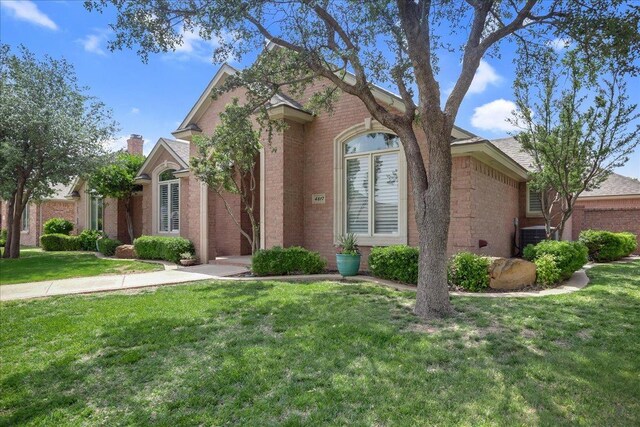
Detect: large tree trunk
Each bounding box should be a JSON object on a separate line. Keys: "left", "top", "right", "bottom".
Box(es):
{"left": 415, "top": 127, "right": 454, "bottom": 318}
{"left": 8, "top": 186, "right": 24, "bottom": 259}
{"left": 2, "top": 192, "right": 16, "bottom": 258}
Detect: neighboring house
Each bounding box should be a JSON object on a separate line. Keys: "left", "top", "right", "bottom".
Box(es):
{"left": 0, "top": 135, "right": 144, "bottom": 246}
{"left": 493, "top": 137, "right": 640, "bottom": 253}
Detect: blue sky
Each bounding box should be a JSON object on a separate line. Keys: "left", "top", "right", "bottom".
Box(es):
{"left": 1, "top": 0, "right": 638, "bottom": 178}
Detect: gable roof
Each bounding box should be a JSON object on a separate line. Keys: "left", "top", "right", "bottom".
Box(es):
{"left": 581, "top": 173, "right": 640, "bottom": 198}
{"left": 490, "top": 137, "right": 535, "bottom": 171}
{"left": 136, "top": 138, "right": 190, "bottom": 178}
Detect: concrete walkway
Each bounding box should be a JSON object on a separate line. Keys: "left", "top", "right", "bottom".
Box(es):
{"left": 0, "top": 263, "right": 248, "bottom": 301}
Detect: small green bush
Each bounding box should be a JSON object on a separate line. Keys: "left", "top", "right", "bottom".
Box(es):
{"left": 97, "top": 238, "right": 121, "bottom": 257}
{"left": 368, "top": 245, "right": 419, "bottom": 284}
{"left": 579, "top": 230, "right": 638, "bottom": 262}
{"left": 534, "top": 253, "right": 562, "bottom": 287}
{"left": 252, "top": 246, "right": 327, "bottom": 276}
{"left": 0, "top": 228, "right": 6, "bottom": 248}
{"left": 523, "top": 240, "right": 587, "bottom": 280}
{"left": 40, "top": 233, "right": 82, "bottom": 251}
{"left": 133, "top": 235, "right": 195, "bottom": 263}
{"left": 78, "top": 229, "right": 104, "bottom": 251}
{"left": 43, "top": 218, "right": 74, "bottom": 235}
{"left": 447, "top": 252, "right": 490, "bottom": 292}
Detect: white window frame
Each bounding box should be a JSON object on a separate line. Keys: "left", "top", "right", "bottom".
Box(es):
{"left": 158, "top": 177, "right": 180, "bottom": 233}
{"left": 21, "top": 205, "right": 29, "bottom": 232}
{"left": 88, "top": 193, "right": 104, "bottom": 231}
{"left": 334, "top": 120, "right": 407, "bottom": 246}
{"left": 526, "top": 183, "right": 544, "bottom": 218}
{"left": 152, "top": 162, "right": 182, "bottom": 235}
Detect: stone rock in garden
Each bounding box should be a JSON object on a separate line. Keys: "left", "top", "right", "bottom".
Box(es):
{"left": 115, "top": 244, "right": 137, "bottom": 259}
{"left": 487, "top": 257, "right": 536, "bottom": 290}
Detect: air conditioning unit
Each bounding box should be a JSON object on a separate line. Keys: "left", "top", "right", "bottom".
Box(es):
{"left": 520, "top": 225, "right": 558, "bottom": 248}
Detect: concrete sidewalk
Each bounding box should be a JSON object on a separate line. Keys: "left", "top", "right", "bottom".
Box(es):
{"left": 0, "top": 264, "right": 248, "bottom": 301}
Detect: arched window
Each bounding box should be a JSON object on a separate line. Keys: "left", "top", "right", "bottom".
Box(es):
{"left": 158, "top": 169, "right": 180, "bottom": 232}
{"left": 344, "top": 132, "right": 401, "bottom": 236}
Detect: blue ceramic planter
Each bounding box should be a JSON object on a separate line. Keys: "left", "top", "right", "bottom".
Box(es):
{"left": 336, "top": 253, "right": 361, "bottom": 277}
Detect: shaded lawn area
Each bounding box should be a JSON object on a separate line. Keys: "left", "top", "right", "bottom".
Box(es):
{"left": 0, "top": 249, "right": 162, "bottom": 285}
{"left": 1, "top": 262, "right": 638, "bottom": 426}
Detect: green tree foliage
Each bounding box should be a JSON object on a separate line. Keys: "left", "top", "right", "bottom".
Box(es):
{"left": 191, "top": 99, "right": 261, "bottom": 254}
{"left": 0, "top": 45, "right": 117, "bottom": 258}
{"left": 513, "top": 51, "right": 640, "bottom": 239}
{"left": 88, "top": 152, "right": 145, "bottom": 242}
{"left": 87, "top": 0, "right": 640, "bottom": 318}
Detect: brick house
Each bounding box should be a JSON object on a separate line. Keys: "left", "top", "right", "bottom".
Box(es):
{"left": 0, "top": 136, "right": 145, "bottom": 245}
{"left": 4, "top": 64, "right": 638, "bottom": 259}
{"left": 130, "top": 64, "right": 640, "bottom": 265}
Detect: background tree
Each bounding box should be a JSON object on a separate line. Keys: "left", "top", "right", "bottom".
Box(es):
{"left": 191, "top": 99, "right": 261, "bottom": 254}
{"left": 513, "top": 51, "right": 640, "bottom": 240}
{"left": 0, "top": 44, "right": 116, "bottom": 258}
{"left": 88, "top": 151, "right": 145, "bottom": 242}
{"left": 88, "top": 0, "right": 640, "bottom": 318}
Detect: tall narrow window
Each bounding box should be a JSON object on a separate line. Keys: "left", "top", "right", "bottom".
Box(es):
{"left": 21, "top": 205, "right": 29, "bottom": 232}
{"left": 527, "top": 185, "right": 543, "bottom": 215}
{"left": 344, "top": 132, "right": 400, "bottom": 236}
{"left": 158, "top": 169, "right": 180, "bottom": 233}
{"left": 89, "top": 194, "right": 104, "bottom": 231}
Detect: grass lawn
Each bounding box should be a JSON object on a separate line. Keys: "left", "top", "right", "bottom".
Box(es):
{"left": 1, "top": 261, "right": 638, "bottom": 426}
{"left": 0, "top": 249, "right": 163, "bottom": 285}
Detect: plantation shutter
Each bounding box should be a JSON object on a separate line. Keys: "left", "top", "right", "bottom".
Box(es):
{"left": 529, "top": 188, "right": 542, "bottom": 212}
{"left": 374, "top": 153, "right": 399, "bottom": 233}
{"left": 159, "top": 184, "right": 169, "bottom": 232}
{"left": 170, "top": 182, "right": 180, "bottom": 231}
{"left": 346, "top": 157, "right": 369, "bottom": 233}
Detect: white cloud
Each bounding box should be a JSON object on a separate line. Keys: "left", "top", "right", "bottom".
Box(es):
{"left": 77, "top": 30, "right": 110, "bottom": 55}
{"left": 548, "top": 38, "right": 571, "bottom": 52}
{"left": 165, "top": 27, "right": 236, "bottom": 63}
{"left": 471, "top": 99, "right": 519, "bottom": 132}
{"left": 131, "top": 107, "right": 140, "bottom": 114}
{"left": 1, "top": 0, "right": 58, "bottom": 30}
{"left": 468, "top": 60, "right": 501, "bottom": 94}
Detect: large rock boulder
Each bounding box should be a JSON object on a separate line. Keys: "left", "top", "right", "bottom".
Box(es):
{"left": 487, "top": 257, "right": 536, "bottom": 290}
{"left": 115, "top": 244, "right": 137, "bottom": 259}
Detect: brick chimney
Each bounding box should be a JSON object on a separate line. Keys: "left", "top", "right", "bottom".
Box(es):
{"left": 127, "top": 134, "right": 144, "bottom": 156}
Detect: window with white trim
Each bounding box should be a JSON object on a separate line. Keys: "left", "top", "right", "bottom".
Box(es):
{"left": 158, "top": 169, "right": 180, "bottom": 233}
{"left": 344, "top": 132, "right": 400, "bottom": 236}
{"left": 21, "top": 205, "right": 29, "bottom": 232}
{"left": 89, "top": 194, "right": 104, "bottom": 231}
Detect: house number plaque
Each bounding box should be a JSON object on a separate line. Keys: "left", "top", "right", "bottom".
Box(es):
{"left": 312, "top": 194, "right": 326, "bottom": 204}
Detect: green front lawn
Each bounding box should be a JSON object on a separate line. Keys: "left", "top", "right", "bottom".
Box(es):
{"left": 1, "top": 261, "right": 639, "bottom": 425}
{"left": 0, "top": 249, "right": 163, "bottom": 285}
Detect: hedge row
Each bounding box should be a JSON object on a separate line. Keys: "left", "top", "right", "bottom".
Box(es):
{"left": 523, "top": 240, "right": 588, "bottom": 283}
{"left": 369, "top": 245, "right": 419, "bottom": 285}
{"left": 40, "top": 233, "right": 82, "bottom": 251}
{"left": 579, "top": 230, "right": 637, "bottom": 262}
{"left": 133, "top": 235, "right": 195, "bottom": 263}
{"left": 43, "top": 218, "right": 74, "bottom": 235}
{"left": 97, "top": 238, "right": 122, "bottom": 257}
{"left": 252, "top": 246, "right": 326, "bottom": 276}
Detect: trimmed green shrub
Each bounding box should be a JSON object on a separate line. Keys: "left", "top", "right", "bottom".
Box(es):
{"left": 43, "top": 217, "right": 74, "bottom": 235}
{"left": 252, "top": 246, "right": 327, "bottom": 276}
{"left": 579, "top": 230, "right": 638, "bottom": 262}
{"left": 534, "top": 253, "right": 562, "bottom": 287}
{"left": 0, "top": 228, "right": 6, "bottom": 248}
{"left": 133, "top": 235, "right": 195, "bottom": 263}
{"left": 523, "top": 240, "right": 588, "bottom": 280}
{"left": 78, "top": 229, "right": 104, "bottom": 251}
{"left": 447, "top": 252, "right": 490, "bottom": 292}
{"left": 368, "top": 245, "right": 419, "bottom": 284}
{"left": 97, "top": 238, "right": 121, "bottom": 257}
{"left": 40, "top": 233, "right": 82, "bottom": 251}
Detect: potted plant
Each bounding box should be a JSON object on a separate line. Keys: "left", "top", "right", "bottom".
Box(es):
{"left": 179, "top": 252, "right": 197, "bottom": 266}
{"left": 336, "top": 233, "right": 361, "bottom": 277}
